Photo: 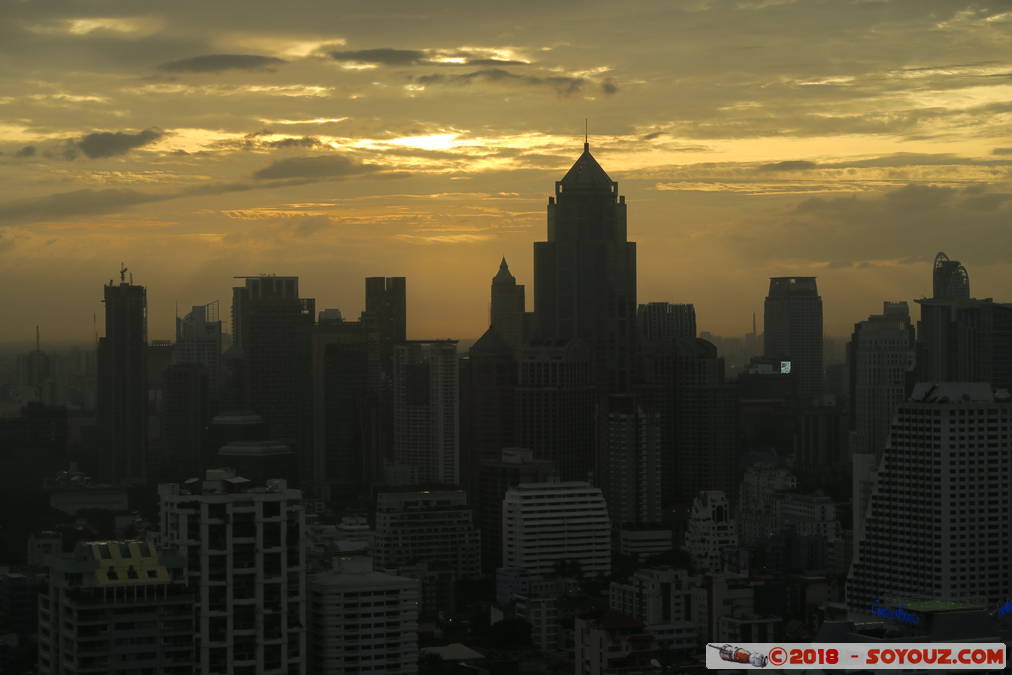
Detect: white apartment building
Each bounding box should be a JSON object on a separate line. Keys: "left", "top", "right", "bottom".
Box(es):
{"left": 502, "top": 482, "right": 611, "bottom": 577}
{"left": 159, "top": 468, "right": 306, "bottom": 675}
{"left": 848, "top": 383, "right": 1012, "bottom": 614}
{"left": 308, "top": 557, "right": 419, "bottom": 674}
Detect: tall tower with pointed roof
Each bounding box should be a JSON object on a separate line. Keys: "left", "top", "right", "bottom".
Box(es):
{"left": 534, "top": 141, "right": 636, "bottom": 391}
{"left": 490, "top": 257, "right": 525, "bottom": 350}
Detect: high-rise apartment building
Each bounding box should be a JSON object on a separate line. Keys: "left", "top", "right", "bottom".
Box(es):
{"left": 502, "top": 481, "right": 611, "bottom": 577}
{"left": 763, "top": 276, "right": 824, "bottom": 404}
{"left": 847, "top": 383, "right": 1012, "bottom": 614}
{"left": 533, "top": 142, "right": 636, "bottom": 392}
{"left": 174, "top": 302, "right": 223, "bottom": 399}
{"left": 158, "top": 469, "right": 307, "bottom": 675}
{"left": 97, "top": 270, "right": 148, "bottom": 484}
{"left": 596, "top": 394, "right": 662, "bottom": 527}
{"left": 683, "top": 491, "right": 738, "bottom": 574}
{"left": 308, "top": 556, "right": 419, "bottom": 675}
{"left": 391, "top": 340, "right": 459, "bottom": 485}
{"left": 38, "top": 541, "right": 194, "bottom": 675}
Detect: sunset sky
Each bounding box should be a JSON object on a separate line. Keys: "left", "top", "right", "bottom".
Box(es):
{"left": 2, "top": 0, "right": 1012, "bottom": 345}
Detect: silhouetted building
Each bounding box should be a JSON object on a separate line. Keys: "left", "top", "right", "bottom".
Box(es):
{"left": 848, "top": 302, "right": 916, "bottom": 548}
{"left": 174, "top": 302, "right": 223, "bottom": 402}
{"left": 764, "top": 277, "right": 824, "bottom": 404}
{"left": 231, "top": 275, "right": 314, "bottom": 487}
{"left": 97, "top": 270, "right": 148, "bottom": 485}
{"left": 391, "top": 340, "right": 459, "bottom": 485}
{"left": 533, "top": 142, "right": 636, "bottom": 392}
{"left": 516, "top": 339, "right": 596, "bottom": 481}
{"left": 363, "top": 277, "right": 406, "bottom": 388}
{"left": 638, "top": 302, "right": 696, "bottom": 341}
{"left": 490, "top": 257, "right": 525, "bottom": 350}
{"left": 847, "top": 383, "right": 1012, "bottom": 614}
{"left": 683, "top": 490, "right": 738, "bottom": 573}
{"left": 932, "top": 251, "right": 970, "bottom": 300}
{"left": 596, "top": 394, "right": 662, "bottom": 527}
{"left": 916, "top": 297, "right": 1012, "bottom": 390}
{"left": 161, "top": 363, "right": 209, "bottom": 481}
{"left": 37, "top": 541, "right": 194, "bottom": 675}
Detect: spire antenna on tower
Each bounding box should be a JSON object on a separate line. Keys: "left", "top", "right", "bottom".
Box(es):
{"left": 584, "top": 118, "right": 589, "bottom": 149}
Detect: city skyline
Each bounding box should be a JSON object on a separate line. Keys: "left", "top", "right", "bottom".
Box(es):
{"left": 3, "top": 1, "right": 1012, "bottom": 343}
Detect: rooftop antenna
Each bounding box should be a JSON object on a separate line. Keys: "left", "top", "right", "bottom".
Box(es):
{"left": 93, "top": 313, "right": 98, "bottom": 344}
{"left": 119, "top": 262, "right": 127, "bottom": 283}
{"left": 35, "top": 325, "right": 40, "bottom": 352}
{"left": 752, "top": 312, "right": 756, "bottom": 335}
{"left": 584, "top": 118, "right": 589, "bottom": 150}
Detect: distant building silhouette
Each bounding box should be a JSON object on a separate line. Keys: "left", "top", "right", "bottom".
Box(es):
{"left": 490, "top": 257, "right": 525, "bottom": 350}
{"left": 534, "top": 142, "right": 636, "bottom": 392}
{"left": 763, "top": 276, "right": 824, "bottom": 404}
{"left": 391, "top": 340, "right": 459, "bottom": 485}
{"left": 161, "top": 362, "right": 209, "bottom": 481}
{"left": 637, "top": 302, "right": 696, "bottom": 341}
{"left": 231, "top": 275, "right": 314, "bottom": 486}
{"left": 97, "top": 270, "right": 148, "bottom": 484}
{"left": 932, "top": 251, "right": 970, "bottom": 300}
{"left": 174, "top": 302, "right": 223, "bottom": 401}
{"left": 596, "top": 394, "right": 662, "bottom": 527}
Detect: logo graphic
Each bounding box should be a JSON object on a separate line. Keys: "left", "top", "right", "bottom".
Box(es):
{"left": 708, "top": 643, "right": 769, "bottom": 668}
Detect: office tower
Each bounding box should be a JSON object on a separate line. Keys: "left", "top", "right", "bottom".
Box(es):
{"left": 364, "top": 276, "right": 407, "bottom": 344}
{"left": 231, "top": 275, "right": 314, "bottom": 485}
{"left": 515, "top": 340, "right": 597, "bottom": 481}
{"left": 916, "top": 296, "right": 1012, "bottom": 390}
{"left": 372, "top": 490, "right": 480, "bottom": 616}
{"left": 533, "top": 141, "right": 636, "bottom": 392}
{"left": 161, "top": 363, "right": 209, "bottom": 481}
{"left": 637, "top": 302, "right": 696, "bottom": 341}
{"left": 671, "top": 338, "right": 738, "bottom": 511}
{"left": 847, "top": 383, "right": 1012, "bottom": 614}
{"left": 462, "top": 327, "right": 518, "bottom": 496}
{"left": 174, "top": 302, "right": 223, "bottom": 400}
{"left": 158, "top": 468, "right": 307, "bottom": 675}
{"left": 490, "top": 257, "right": 525, "bottom": 350}
{"left": 847, "top": 302, "right": 916, "bottom": 547}
{"left": 609, "top": 567, "right": 701, "bottom": 652}
{"left": 391, "top": 341, "right": 459, "bottom": 485}
{"left": 312, "top": 311, "right": 380, "bottom": 501}
{"left": 97, "top": 269, "right": 148, "bottom": 485}
{"left": 37, "top": 541, "right": 194, "bottom": 675}
{"left": 502, "top": 482, "right": 611, "bottom": 576}
{"left": 477, "top": 448, "right": 556, "bottom": 574}
{"left": 596, "top": 394, "right": 662, "bottom": 527}
{"left": 763, "top": 276, "right": 824, "bottom": 404}
{"left": 683, "top": 491, "right": 738, "bottom": 574}
{"left": 932, "top": 251, "right": 970, "bottom": 300}
{"left": 308, "top": 557, "right": 419, "bottom": 675}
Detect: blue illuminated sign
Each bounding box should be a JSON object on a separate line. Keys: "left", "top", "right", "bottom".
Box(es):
{"left": 997, "top": 599, "right": 1012, "bottom": 618}
{"left": 871, "top": 602, "right": 921, "bottom": 624}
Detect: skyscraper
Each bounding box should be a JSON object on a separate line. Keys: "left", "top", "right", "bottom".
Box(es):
{"left": 847, "top": 383, "right": 1012, "bottom": 613}
{"left": 490, "top": 257, "right": 525, "bottom": 350}
{"left": 391, "top": 340, "right": 459, "bottom": 485}
{"left": 231, "top": 275, "right": 314, "bottom": 485}
{"left": 596, "top": 394, "right": 662, "bottom": 527}
{"left": 533, "top": 142, "right": 636, "bottom": 392}
{"left": 763, "top": 276, "right": 824, "bottom": 404}
{"left": 174, "top": 302, "right": 223, "bottom": 401}
{"left": 932, "top": 251, "right": 970, "bottom": 300}
{"left": 97, "top": 268, "right": 148, "bottom": 484}
{"left": 847, "top": 301, "right": 916, "bottom": 548}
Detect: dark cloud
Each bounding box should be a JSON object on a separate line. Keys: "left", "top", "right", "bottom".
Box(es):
{"left": 252, "top": 155, "right": 379, "bottom": 180}
{"left": 76, "top": 129, "right": 164, "bottom": 159}
{"left": 758, "top": 160, "right": 818, "bottom": 171}
{"left": 14, "top": 145, "right": 36, "bottom": 158}
{"left": 158, "top": 54, "right": 286, "bottom": 73}
{"left": 329, "top": 48, "right": 426, "bottom": 65}
{"left": 416, "top": 68, "right": 590, "bottom": 96}
{"left": 265, "top": 136, "right": 322, "bottom": 149}
{"left": 0, "top": 188, "right": 163, "bottom": 224}
{"left": 994, "top": 148, "right": 1012, "bottom": 155}
{"left": 601, "top": 78, "right": 618, "bottom": 95}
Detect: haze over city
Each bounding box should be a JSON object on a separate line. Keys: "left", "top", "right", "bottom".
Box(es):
{"left": 2, "top": 0, "right": 1012, "bottom": 343}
